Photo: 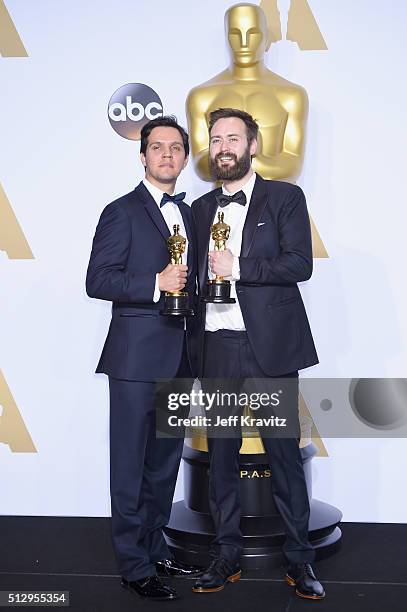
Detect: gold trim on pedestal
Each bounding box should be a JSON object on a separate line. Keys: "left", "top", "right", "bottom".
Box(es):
{"left": 185, "top": 428, "right": 309, "bottom": 454}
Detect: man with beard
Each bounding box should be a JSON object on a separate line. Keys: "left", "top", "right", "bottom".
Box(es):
{"left": 191, "top": 108, "right": 325, "bottom": 600}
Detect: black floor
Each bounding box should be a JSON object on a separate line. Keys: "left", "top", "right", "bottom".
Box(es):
{"left": 0, "top": 518, "right": 405, "bottom": 611}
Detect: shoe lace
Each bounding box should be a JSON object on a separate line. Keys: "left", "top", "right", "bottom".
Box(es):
{"left": 302, "top": 563, "right": 315, "bottom": 579}
{"left": 208, "top": 557, "right": 230, "bottom": 576}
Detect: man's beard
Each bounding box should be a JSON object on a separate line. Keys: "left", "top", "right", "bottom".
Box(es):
{"left": 209, "top": 145, "right": 252, "bottom": 181}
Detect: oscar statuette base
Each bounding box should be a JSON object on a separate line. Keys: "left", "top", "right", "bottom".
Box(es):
{"left": 160, "top": 292, "right": 194, "bottom": 317}
{"left": 203, "top": 279, "right": 236, "bottom": 304}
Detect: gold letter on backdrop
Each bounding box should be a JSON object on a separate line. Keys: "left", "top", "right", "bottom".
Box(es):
{"left": 0, "top": 0, "right": 28, "bottom": 57}
{"left": 260, "top": 0, "right": 327, "bottom": 50}
{"left": 287, "top": 0, "right": 327, "bottom": 50}
{"left": 0, "top": 182, "right": 34, "bottom": 258}
{"left": 258, "top": 0, "right": 282, "bottom": 43}
{"left": 0, "top": 370, "right": 36, "bottom": 452}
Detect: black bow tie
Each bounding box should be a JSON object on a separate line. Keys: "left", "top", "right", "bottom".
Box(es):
{"left": 215, "top": 190, "right": 247, "bottom": 208}
{"left": 160, "top": 192, "right": 186, "bottom": 207}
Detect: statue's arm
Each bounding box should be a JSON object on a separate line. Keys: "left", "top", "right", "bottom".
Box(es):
{"left": 186, "top": 89, "right": 212, "bottom": 182}
{"left": 253, "top": 89, "right": 309, "bottom": 182}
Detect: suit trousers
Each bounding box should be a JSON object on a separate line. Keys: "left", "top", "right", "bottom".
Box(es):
{"left": 203, "top": 329, "right": 315, "bottom": 565}
{"left": 108, "top": 336, "right": 191, "bottom": 580}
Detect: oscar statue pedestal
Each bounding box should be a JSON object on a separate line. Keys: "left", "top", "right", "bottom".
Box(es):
{"left": 164, "top": 437, "right": 342, "bottom": 569}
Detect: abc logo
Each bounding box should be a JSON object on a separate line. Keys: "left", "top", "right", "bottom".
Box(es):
{"left": 108, "top": 83, "right": 163, "bottom": 141}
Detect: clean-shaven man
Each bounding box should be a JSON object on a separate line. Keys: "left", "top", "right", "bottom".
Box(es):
{"left": 191, "top": 108, "right": 325, "bottom": 600}
{"left": 86, "top": 116, "right": 201, "bottom": 601}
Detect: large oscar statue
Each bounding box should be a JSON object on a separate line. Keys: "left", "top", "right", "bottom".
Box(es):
{"left": 187, "top": 6, "right": 305, "bottom": 182}
{"left": 186, "top": 1, "right": 327, "bottom": 258}
{"left": 164, "top": 3, "right": 340, "bottom": 568}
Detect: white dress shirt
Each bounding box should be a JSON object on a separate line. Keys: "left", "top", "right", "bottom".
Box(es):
{"left": 142, "top": 178, "right": 188, "bottom": 302}
{"left": 205, "top": 172, "right": 256, "bottom": 332}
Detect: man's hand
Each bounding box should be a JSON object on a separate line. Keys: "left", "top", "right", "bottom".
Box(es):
{"left": 158, "top": 264, "right": 188, "bottom": 292}
{"left": 209, "top": 249, "right": 234, "bottom": 277}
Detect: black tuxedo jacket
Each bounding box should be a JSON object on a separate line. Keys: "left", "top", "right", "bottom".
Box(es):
{"left": 191, "top": 174, "right": 318, "bottom": 377}
{"left": 86, "top": 181, "right": 197, "bottom": 381}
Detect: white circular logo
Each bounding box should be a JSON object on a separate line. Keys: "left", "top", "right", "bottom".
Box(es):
{"left": 108, "top": 83, "right": 163, "bottom": 140}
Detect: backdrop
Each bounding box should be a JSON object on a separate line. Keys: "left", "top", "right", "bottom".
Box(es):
{"left": 1, "top": 0, "right": 406, "bottom": 521}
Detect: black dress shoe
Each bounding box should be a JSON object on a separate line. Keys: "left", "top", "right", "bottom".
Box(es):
{"left": 156, "top": 557, "right": 204, "bottom": 577}
{"left": 192, "top": 557, "right": 241, "bottom": 593}
{"left": 285, "top": 563, "right": 325, "bottom": 600}
{"left": 121, "top": 576, "right": 179, "bottom": 600}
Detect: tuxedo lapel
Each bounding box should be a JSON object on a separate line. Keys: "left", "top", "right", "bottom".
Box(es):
{"left": 197, "top": 191, "right": 219, "bottom": 291}
{"left": 179, "top": 204, "right": 194, "bottom": 278}
{"left": 135, "top": 182, "right": 171, "bottom": 242}
{"left": 240, "top": 174, "right": 268, "bottom": 258}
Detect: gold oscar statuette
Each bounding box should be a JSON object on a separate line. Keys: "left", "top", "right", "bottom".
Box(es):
{"left": 204, "top": 212, "right": 236, "bottom": 304}
{"left": 160, "top": 224, "right": 194, "bottom": 317}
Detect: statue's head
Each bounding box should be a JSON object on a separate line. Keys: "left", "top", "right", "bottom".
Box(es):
{"left": 225, "top": 3, "right": 270, "bottom": 66}
{"left": 169, "top": 231, "right": 186, "bottom": 254}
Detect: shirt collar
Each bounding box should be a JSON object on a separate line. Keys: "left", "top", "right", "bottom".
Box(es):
{"left": 221, "top": 172, "right": 257, "bottom": 205}
{"left": 143, "top": 178, "right": 174, "bottom": 208}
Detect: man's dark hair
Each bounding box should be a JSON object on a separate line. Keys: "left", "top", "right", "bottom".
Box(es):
{"left": 208, "top": 108, "right": 259, "bottom": 144}
{"left": 140, "top": 115, "right": 189, "bottom": 156}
